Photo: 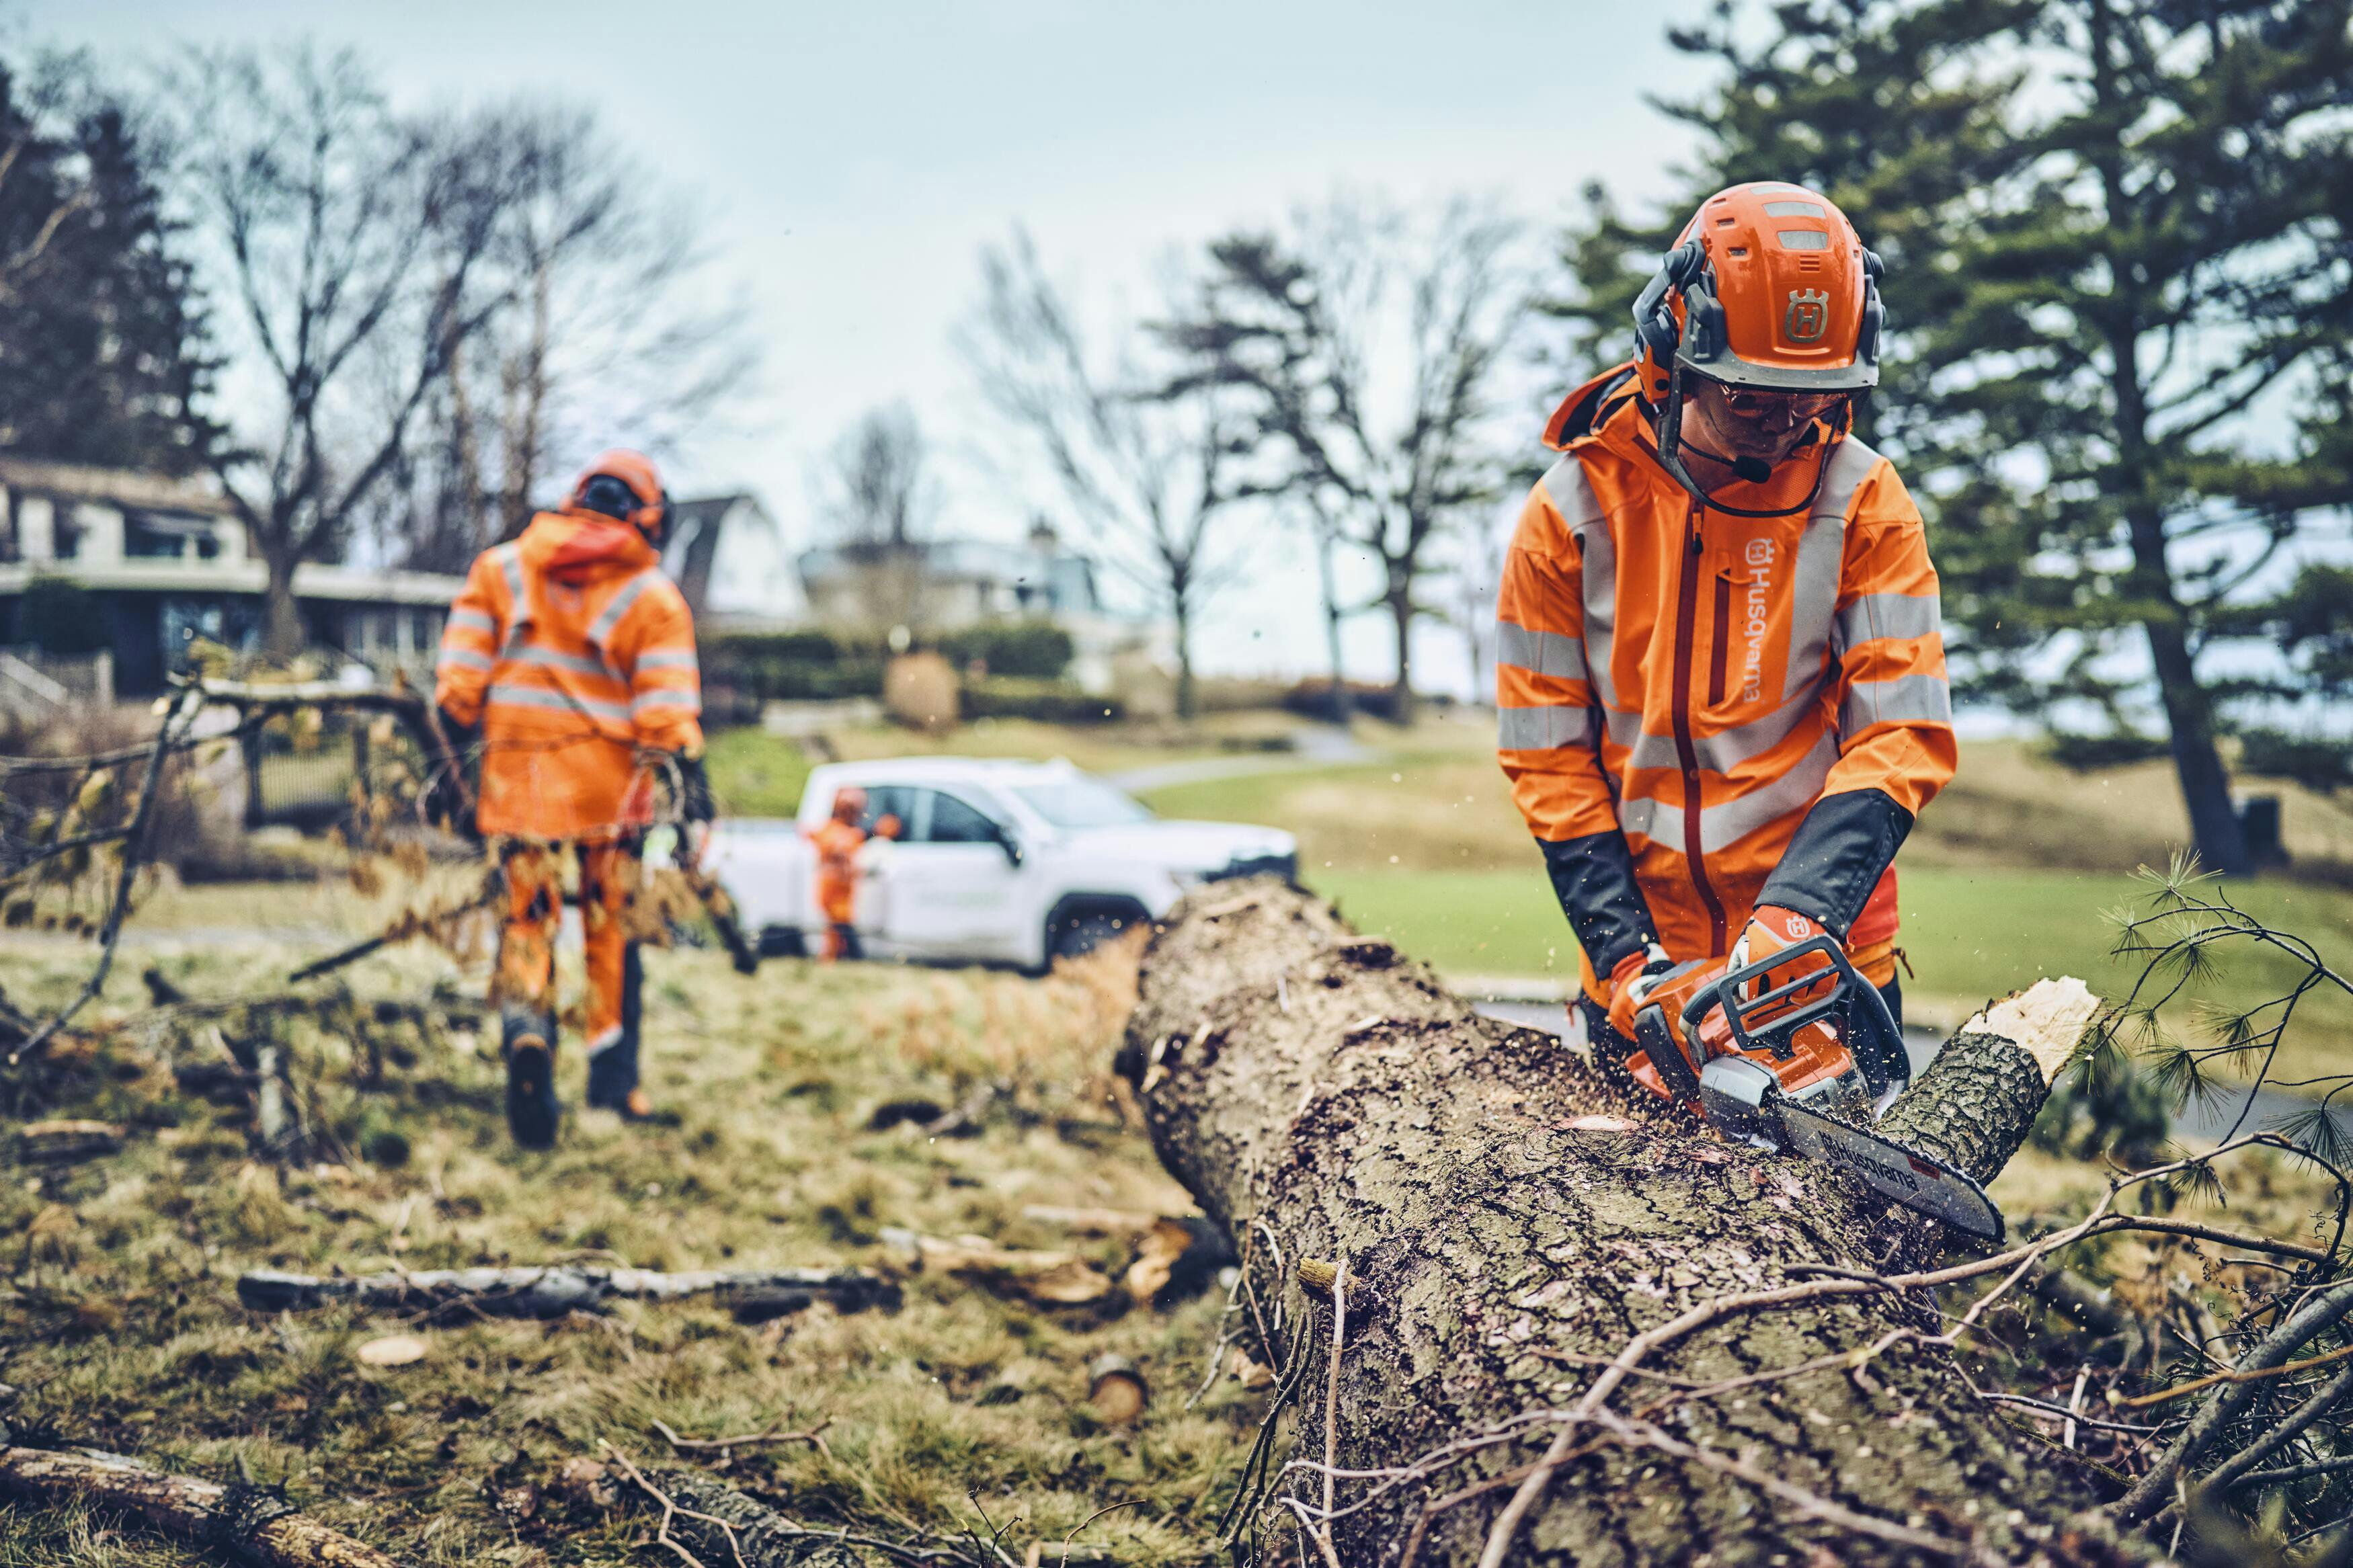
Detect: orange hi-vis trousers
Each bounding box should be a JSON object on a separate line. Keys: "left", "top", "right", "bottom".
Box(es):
{"left": 493, "top": 840, "right": 645, "bottom": 1104}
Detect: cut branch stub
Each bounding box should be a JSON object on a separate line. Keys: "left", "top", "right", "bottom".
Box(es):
{"left": 1123, "top": 876, "right": 2115, "bottom": 1567}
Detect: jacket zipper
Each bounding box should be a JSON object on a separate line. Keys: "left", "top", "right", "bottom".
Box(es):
{"left": 1672, "top": 499, "right": 1730, "bottom": 954}
{"left": 1707, "top": 571, "right": 1732, "bottom": 707}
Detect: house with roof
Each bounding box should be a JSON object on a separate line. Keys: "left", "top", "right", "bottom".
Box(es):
{"left": 660, "top": 492, "right": 806, "bottom": 632}
{"left": 0, "top": 456, "right": 461, "bottom": 694}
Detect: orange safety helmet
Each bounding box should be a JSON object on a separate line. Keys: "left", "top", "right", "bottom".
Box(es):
{"left": 1630, "top": 181, "right": 1885, "bottom": 512}
{"left": 1632, "top": 181, "right": 1884, "bottom": 402}
{"left": 569, "top": 449, "right": 670, "bottom": 540}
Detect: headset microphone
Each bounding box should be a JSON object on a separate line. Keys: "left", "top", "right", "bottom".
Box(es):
{"left": 1732, "top": 456, "right": 1771, "bottom": 483}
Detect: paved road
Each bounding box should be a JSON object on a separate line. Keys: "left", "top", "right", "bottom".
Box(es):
{"left": 1474, "top": 998, "right": 2340, "bottom": 1146}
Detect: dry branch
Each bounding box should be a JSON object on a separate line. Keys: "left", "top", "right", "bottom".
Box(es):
{"left": 0, "top": 1444, "right": 405, "bottom": 1567}
{"left": 1123, "top": 878, "right": 2116, "bottom": 1567}
{"left": 236, "top": 1264, "right": 898, "bottom": 1321}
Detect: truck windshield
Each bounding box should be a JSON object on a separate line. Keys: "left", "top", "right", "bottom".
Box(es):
{"left": 1012, "top": 779, "right": 1154, "bottom": 829}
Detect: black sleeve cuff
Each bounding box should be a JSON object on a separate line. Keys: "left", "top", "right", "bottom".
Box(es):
{"left": 1537, "top": 832, "right": 1659, "bottom": 977}
{"left": 1758, "top": 788, "right": 1914, "bottom": 937}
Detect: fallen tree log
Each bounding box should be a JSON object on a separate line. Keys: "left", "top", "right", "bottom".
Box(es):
{"left": 0, "top": 1444, "right": 405, "bottom": 1567}
{"left": 1123, "top": 878, "right": 2120, "bottom": 1567}
{"left": 237, "top": 1264, "right": 898, "bottom": 1321}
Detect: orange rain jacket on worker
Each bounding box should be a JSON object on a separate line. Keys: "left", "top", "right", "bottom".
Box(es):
{"left": 434, "top": 507, "right": 705, "bottom": 841}
{"left": 1497, "top": 362, "right": 1956, "bottom": 1005}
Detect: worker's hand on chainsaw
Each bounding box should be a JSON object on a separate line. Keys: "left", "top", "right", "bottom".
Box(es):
{"left": 1603, "top": 943, "right": 1676, "bottom": 1043}
{"left": 1727, "top": 905, "right": 1835, "bottom": 1016}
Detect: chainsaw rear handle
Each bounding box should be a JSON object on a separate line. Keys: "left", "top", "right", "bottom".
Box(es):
{"left": 1682, "top": 933, "right": 1902, "bottom": 1083}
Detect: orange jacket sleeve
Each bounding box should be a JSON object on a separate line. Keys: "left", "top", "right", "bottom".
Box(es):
{"left": 1497, "top": 470, "right": 1661, "bottom": 978}
{"left": 1757, "top": 459, "right": 1956, "bottom": 934}
{"left": 1823, "top": 462, "right": 1956, "bottom": 814}
{"left": 607, "top": 575, "right": 705, "bottom": 755}
{"left": 1497, "top": 480, "right": 1618, "bottom": 841}
{"left": 434, "top": 550, "right": 506, "bottom": 728}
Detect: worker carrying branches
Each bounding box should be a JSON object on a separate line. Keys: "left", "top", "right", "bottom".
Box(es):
{"left": 1497, "top": 181, "right": 1955, "bottom": 1104}
{"left": 434, "top": 449, "right": 715, "bottom": 1149}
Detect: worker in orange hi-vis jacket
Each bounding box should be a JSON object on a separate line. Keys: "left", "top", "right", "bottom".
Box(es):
{"left": 805, "top": 788, "right": 898, "bottom": 961}
{"left": 433, "top": 449, "right": 715, "bottom": 1149}
{"left": 1494, "top": 181, "right": 1956, "bottom": 1089}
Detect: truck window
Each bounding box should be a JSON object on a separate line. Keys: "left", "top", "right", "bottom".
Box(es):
{"left": 861, "top": 785, "right": 921, "bottom": 837}
{"left": 923, "top": 790, "right": 1002, "bottom": 845}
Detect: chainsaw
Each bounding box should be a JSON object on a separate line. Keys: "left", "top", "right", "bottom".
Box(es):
{"left": 1629, "top": 934, "right": 2003, "bottom": 1242}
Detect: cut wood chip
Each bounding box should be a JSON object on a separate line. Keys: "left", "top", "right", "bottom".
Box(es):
{"left": 356, "top": 1334, "right": 429, "bottom": 1367}
{"left": 1086, "top": 1353, "right": 1148, "bottom": 1425}
{"left": 880, "top": 1229, "right": 1115, "bottom": 1306}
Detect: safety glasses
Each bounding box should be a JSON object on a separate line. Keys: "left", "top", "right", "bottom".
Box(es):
{"left": 1702, "top": 381, "right": 1848, "bottom": 423}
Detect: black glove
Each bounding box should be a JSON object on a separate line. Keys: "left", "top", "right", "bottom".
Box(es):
{"left": 674, "top": 750, "right": 716, "bottom": 825}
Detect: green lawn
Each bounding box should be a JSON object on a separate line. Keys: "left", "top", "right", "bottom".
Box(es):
{"left": 1314, "top": 864, "right": 2353, "bottom": 1085}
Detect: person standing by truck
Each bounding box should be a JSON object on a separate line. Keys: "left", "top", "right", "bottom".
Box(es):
{"left": 434, "top": 449, "right": 715, "bottom": 1148}
{"left": 805, "top": 787, "right": 898, "bottom": 960}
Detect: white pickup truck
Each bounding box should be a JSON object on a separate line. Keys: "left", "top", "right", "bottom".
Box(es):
{"left": 701, "top": 757, "right": 1298, "bottom": 969}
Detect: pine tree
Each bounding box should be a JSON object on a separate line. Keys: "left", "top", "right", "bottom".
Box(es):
{"left": 1550, "top": 0, "right": 2353, "bottom": 875}
{"left": 0, "top": 60, "right": 218, "bottom": 474}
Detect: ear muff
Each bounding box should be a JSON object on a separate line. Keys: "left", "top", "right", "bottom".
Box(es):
{"left": 1632, "top": 241, "right": 1709, "bottom": 399}
{"left": 1855, "top": 248, "right": 1886, "bottom": 369}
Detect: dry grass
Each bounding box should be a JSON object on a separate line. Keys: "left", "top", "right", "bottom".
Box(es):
{"left": 0, "top": 914, "right": 1261, "bottom": 1565}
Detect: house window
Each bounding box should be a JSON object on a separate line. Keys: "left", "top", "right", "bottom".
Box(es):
{"left": 125, "top": 512, "right": 223, "bottom": 561}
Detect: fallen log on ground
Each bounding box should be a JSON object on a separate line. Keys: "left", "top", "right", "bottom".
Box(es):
{"left": 237, "top": 1264, "right": 898, "bottom": 1321}
{"left": 1123, "top": 878, "right": 2118, "bottom": 1567}
{"left": 0, "top": 1444, "right": 405, "bottom": 1567}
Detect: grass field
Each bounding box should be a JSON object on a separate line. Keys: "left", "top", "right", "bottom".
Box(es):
{"left": 0, "top": 924, "right": 1257, "bottom": 1565}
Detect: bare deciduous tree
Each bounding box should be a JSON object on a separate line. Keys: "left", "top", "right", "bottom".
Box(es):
{"left": 1167, "top": 197, "right": 1527, "bottom": 721}
{"left": 173, "top": 46, "right": 509, "bottom": 655}
{"left": 389, "top": 101, "right": 757, "bottom": 572}
{"left": 813, "top": 402, "right": 935, "bottom": 635}
{"left": 961, "top": 230, "right": 1250, "bottom": 720}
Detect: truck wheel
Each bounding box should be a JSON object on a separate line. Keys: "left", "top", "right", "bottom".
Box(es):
{"left": 1049, "top": 909, "right": 1131, "bottom": 963}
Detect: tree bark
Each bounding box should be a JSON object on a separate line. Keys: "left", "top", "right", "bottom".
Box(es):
{"left": 0, "top": 1445, "right": 406, "bottom": 1567}
{"left": 1123, "top": 879, "right": 2125, "bottom": 1566}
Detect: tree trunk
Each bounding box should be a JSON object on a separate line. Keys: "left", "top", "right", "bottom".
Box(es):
{"left": 1122, "top": 880, "right": 2122, "bottom": 1567}
{"left": 261, "top": 546, "right": 305, "bottom": 659}
{"left": 1174, "top": 587, "right": 1199, "bottom": 723}
{"left": 2143, "top": 610, "right": 2251, "bottom": 878}
{"left": 1315, "top": 524, "right": 1350, "bottom": 725}
{"left": 1386, "top": 571, "right": 1415, "bottom": 725}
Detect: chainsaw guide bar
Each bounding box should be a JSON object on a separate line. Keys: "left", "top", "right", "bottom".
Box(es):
{"left": 1774, "top": 1097, "right": 2005, "bottom": 1243}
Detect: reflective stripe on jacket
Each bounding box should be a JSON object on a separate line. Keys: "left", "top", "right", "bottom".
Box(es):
{"left": 434, "top": 508, "right": 704, "bottom": 840}
{"left": 1497, "top": 364, "right": 1955, "bottom": 998}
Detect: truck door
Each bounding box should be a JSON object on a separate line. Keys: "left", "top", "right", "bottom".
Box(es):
{"left": 879, "top": 788, "right": 1024, "bottom": 958}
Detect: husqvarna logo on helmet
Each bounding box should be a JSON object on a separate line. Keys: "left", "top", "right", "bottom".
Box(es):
{"left": 1784, "top": 288, "right": 1830, "bottom": 343}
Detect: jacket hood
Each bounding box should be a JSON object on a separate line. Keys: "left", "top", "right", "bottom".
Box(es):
{"left": 518, "top": 507, "right": 660, "bottom": 583}
{"left": 1544, "top": 360, "right": 1843, "bottom": 518}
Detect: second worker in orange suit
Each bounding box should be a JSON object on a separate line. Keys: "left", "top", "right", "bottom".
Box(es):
{"left": 434, "top": 450, "right": 715, "bottom": 1148}
{"left": 1494, "top": 181, "right": 1955, "bottom": 1081}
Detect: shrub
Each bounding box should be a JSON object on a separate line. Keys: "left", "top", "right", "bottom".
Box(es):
{"left": 16, "top": 576, "right": 111, "bottom": 655}
{"left": 961, "top": 677, "right": 1123, "bottom": 725}
{"left": 936, "top": 622, "right": 1073, "bottom": 680}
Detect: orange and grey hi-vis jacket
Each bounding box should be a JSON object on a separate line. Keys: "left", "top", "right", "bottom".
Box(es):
{"left": 1496, "top": 363, "right": 1956, "bottom": 1001}
{"left": 434, "top": 507, "right": 704, "bottom": 841}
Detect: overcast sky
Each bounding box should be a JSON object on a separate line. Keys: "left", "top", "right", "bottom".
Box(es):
{"left": 20, "top": 0, "right": 1710, "bottom": 692}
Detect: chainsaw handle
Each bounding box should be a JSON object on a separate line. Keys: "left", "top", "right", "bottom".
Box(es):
{"left": 1681, "top": 933, "right": 1888, "bottom": 1058}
